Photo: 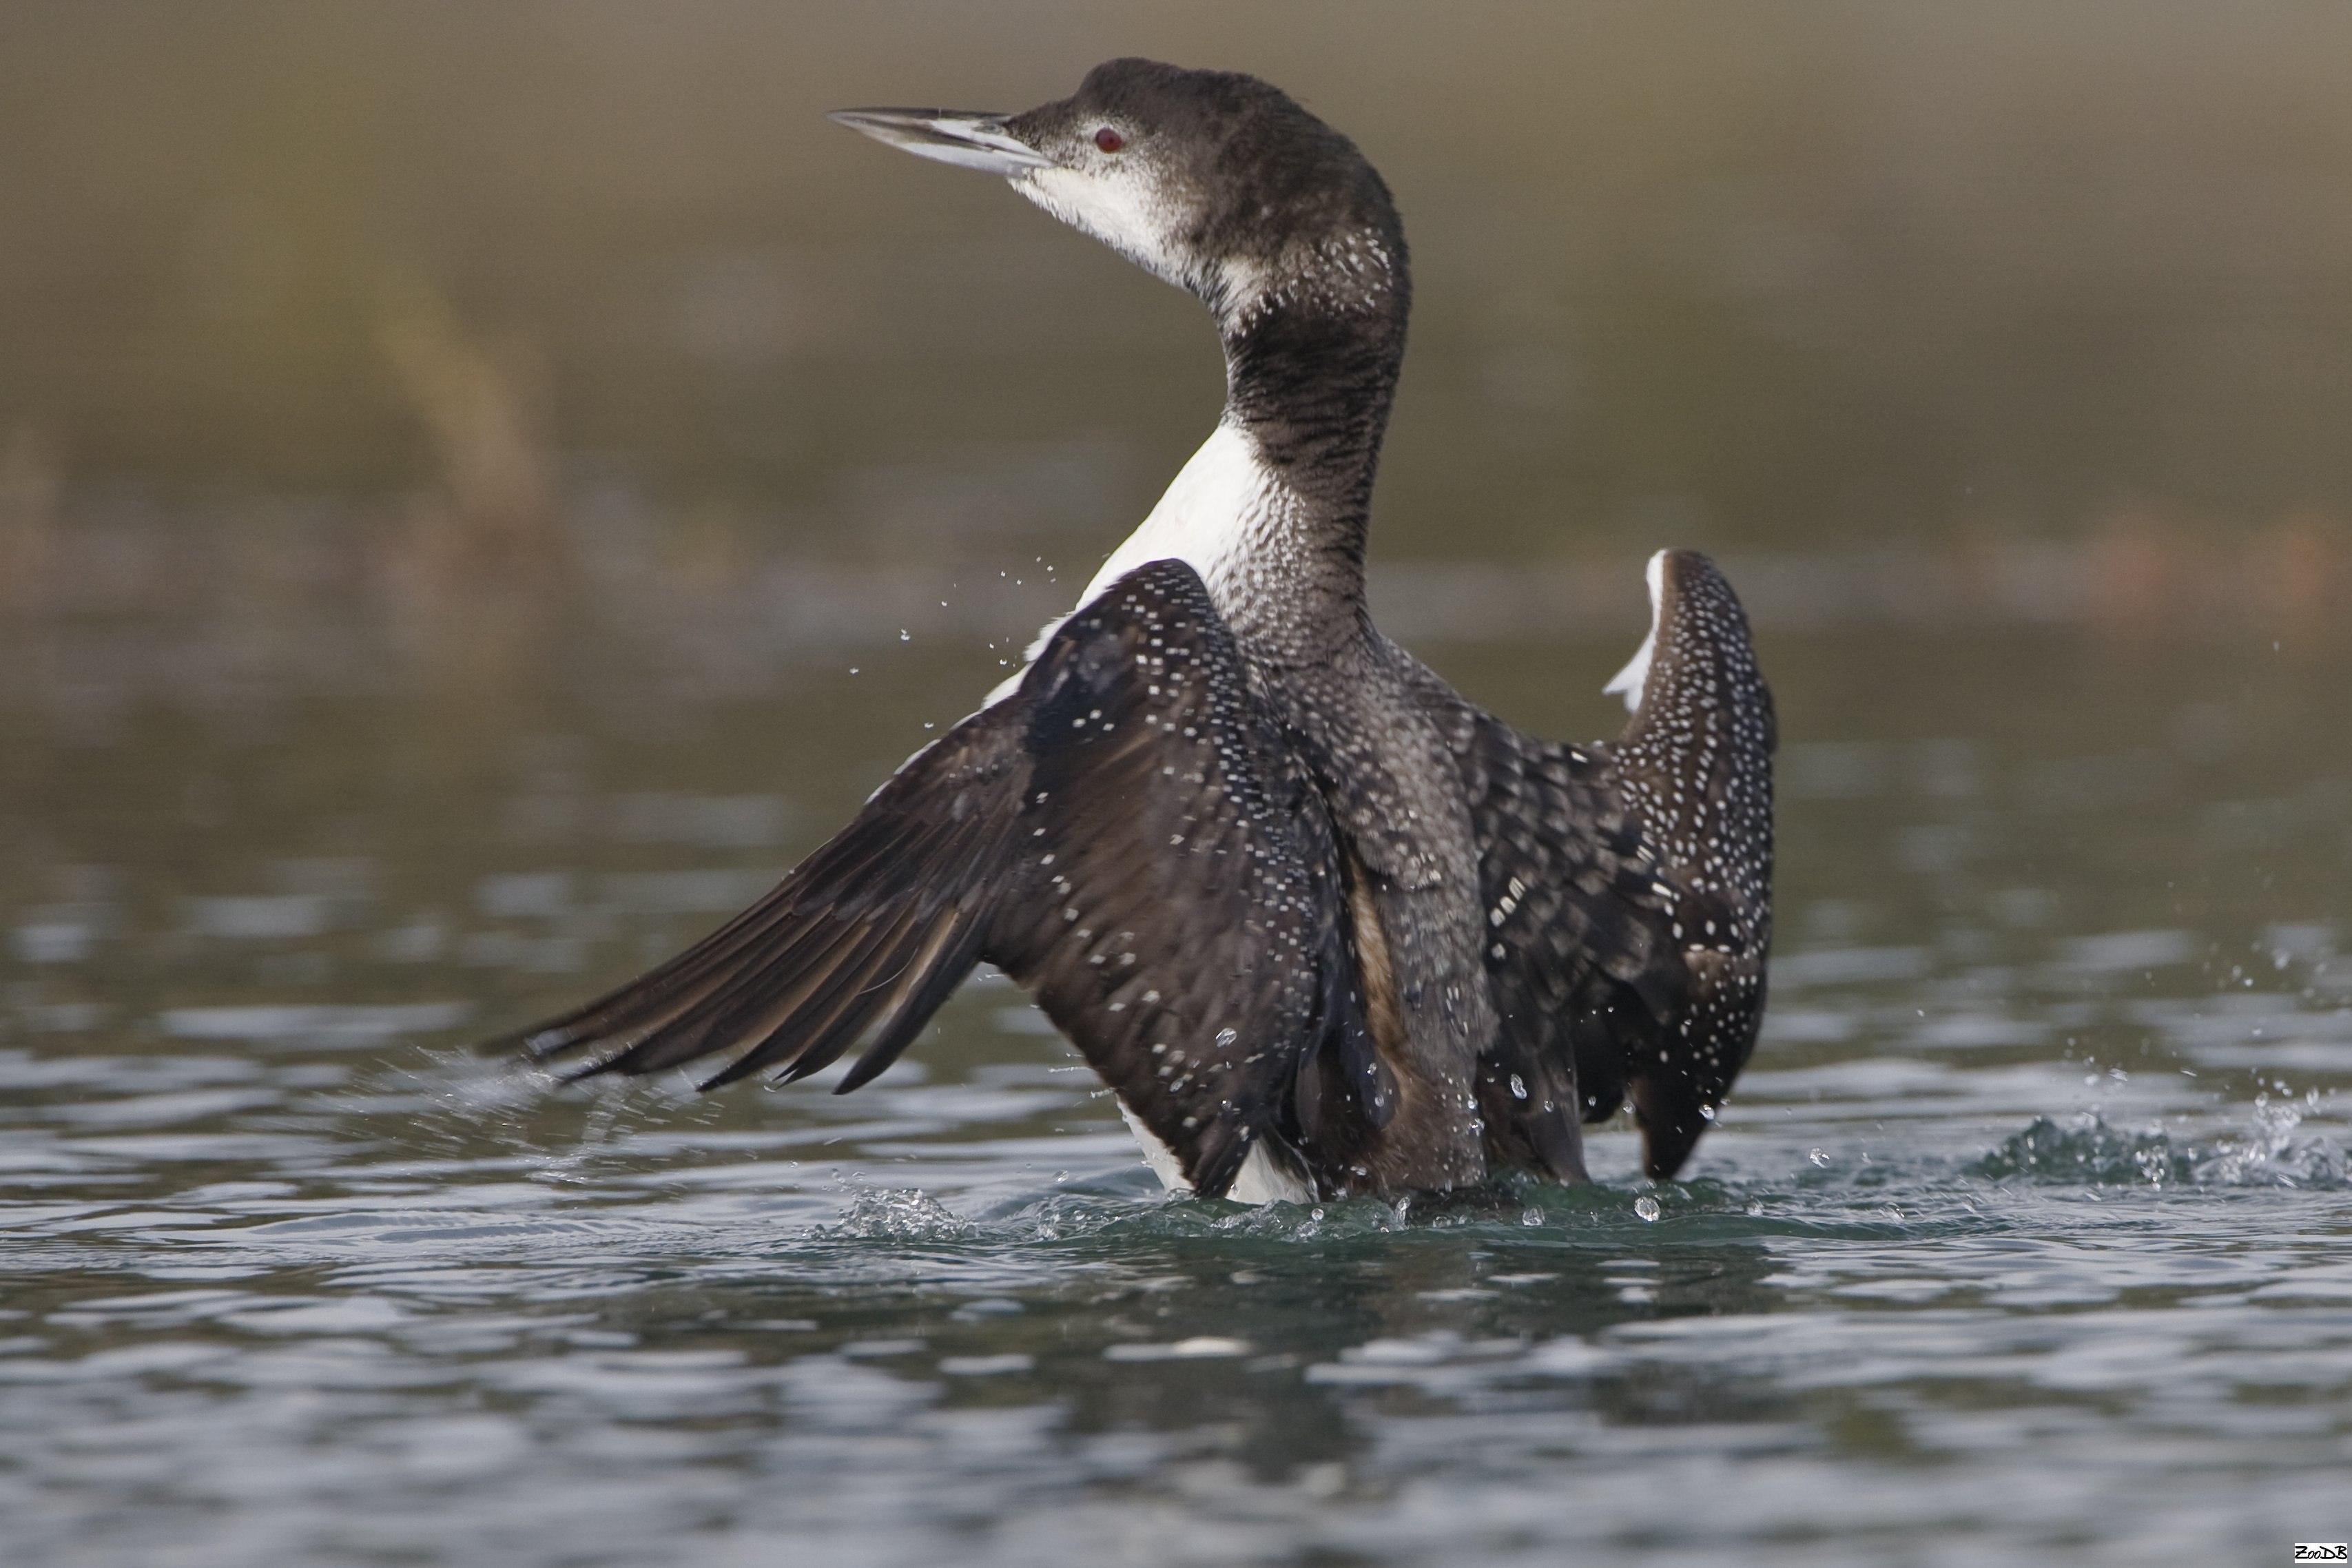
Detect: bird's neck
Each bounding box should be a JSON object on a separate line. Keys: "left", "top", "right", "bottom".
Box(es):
{"left": 1200, "top": 234, "right": 1410, "bottom": 653}
{"left": 1069, "top": 233, "right": 1409, "bottom": 663}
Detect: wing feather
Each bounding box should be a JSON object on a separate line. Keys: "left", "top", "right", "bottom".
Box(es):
{"left": 984, "top": 561, "right": 1383, "bottom": 1198}
{"left": 1444, "top": 703, "right": 1684, "bottom": 1182}
{"left": 495, "top": 558, "right": 1383, "bottom": 1201}
{"left": 506, "top": 715, "right": 1026, "bottom": 1088}
{"left": 1603, "top": 550, "right": 1775, "bottom": 1177}
{"left": 1408, "top": 550, "right": 1774, "bottom": 1184}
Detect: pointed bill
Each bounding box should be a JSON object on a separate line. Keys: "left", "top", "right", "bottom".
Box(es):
{"left": 827, "top": 109, "right": 1051, "bottom": 175}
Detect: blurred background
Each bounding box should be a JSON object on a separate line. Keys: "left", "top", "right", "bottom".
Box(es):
{"left": 5, "top": 0, "right": 2351, "bottom": 617}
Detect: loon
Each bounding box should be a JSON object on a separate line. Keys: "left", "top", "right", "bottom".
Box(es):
{"left": 505, "top": 59, "right": 1775, "bottom": 1200}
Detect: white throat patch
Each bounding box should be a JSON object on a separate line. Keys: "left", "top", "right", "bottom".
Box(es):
{"left": 1015, "top": 167, "right": 1193, "bottom": 291}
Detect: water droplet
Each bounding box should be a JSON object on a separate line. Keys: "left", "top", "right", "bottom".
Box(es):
{"left": 1214, "top": 1027, "right": 1237, "bottom": 1048}
{"left": 899, "top": 629, "right": 911, "bottom": 641}
{"left": 1808, "top": 1147, "right": 1828, "bottom": 1166}
{"left": 1633, "top": 1195, "right": 1660, "bottom": 1222}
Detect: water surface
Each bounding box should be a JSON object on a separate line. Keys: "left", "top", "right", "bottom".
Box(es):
{"left": 4, "top": 584, "right": 2348, "bottom": 1565}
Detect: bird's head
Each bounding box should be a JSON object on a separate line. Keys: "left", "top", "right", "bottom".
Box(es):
{"left": 833, "top": 59, "right": 1405, "bottom": 333}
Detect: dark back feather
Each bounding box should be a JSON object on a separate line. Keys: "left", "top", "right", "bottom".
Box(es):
{"left": 1604, "top": 550, "right": 1776, "bottom": 1178}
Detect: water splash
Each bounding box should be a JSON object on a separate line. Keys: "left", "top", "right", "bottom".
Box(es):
{"left": 2192, "top": 1091, "right": 2349, "bottom": 1187}
{"left": 1979, "top": 1096, "right": 2347, "bottom": 1190}
{"left": 812, "top": 1186, "right": 972, "bottom": 1240}
{"left": 1977, "top": 1115, "right": 2187, "bottom": 1186}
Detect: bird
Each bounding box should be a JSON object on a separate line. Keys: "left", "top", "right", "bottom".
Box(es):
{"left": 499, "top": 59, "right": 1775, "bottom": 1201}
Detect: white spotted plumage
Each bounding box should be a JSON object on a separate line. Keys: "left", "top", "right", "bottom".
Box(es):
{"left": 515, "top": 60, "right": 1777, "bottom": 1203}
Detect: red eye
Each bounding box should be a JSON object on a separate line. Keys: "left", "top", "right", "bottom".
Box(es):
{"left": 1093, "top": 126, "right": 1124, "bottom": 153}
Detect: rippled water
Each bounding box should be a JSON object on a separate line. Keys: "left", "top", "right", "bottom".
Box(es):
{"left": 5, "top": 599, "right": 2349, "bottom": 1567}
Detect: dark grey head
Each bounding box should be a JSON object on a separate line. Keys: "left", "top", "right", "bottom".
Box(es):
{"left": 833, "top": 59, "right": 1407, "bottom": 331}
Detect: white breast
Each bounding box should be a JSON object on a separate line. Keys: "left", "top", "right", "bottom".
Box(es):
{"left": 1117, "top": 1097, "right": 1315, "bottom": 1207}
{"left": 987, "top": 422, "right": 1279, "bottom": 701}
{"left": 1076, "top": 420, "right": 1273, "bottom": 604}
{"left": 1000, "top": 428, "right": 1310, "bottom": 1211}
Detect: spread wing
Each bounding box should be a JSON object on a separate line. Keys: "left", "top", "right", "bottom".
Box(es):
{"left": 500, "top": 709, "right": 1026, "bottom": 1095}
{"left": 503, "top": 559, "right": 1386, "bottom": 1200}
{"left": 1410, "top": 677, "right": 1686, "bottom": 1184}
{"left": 992, "top": 562, "right": 1391, "bottom": 1198}
{"left": 1410, "top": 550, "right": 1773, "bottom": 1184}
{"left": 1601, "top": 549, "right": 1775, "bottom": 1178}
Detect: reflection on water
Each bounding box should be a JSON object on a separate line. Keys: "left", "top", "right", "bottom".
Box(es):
{"left": 3, "top": 562, "right": 2349, "bottom": 1563}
